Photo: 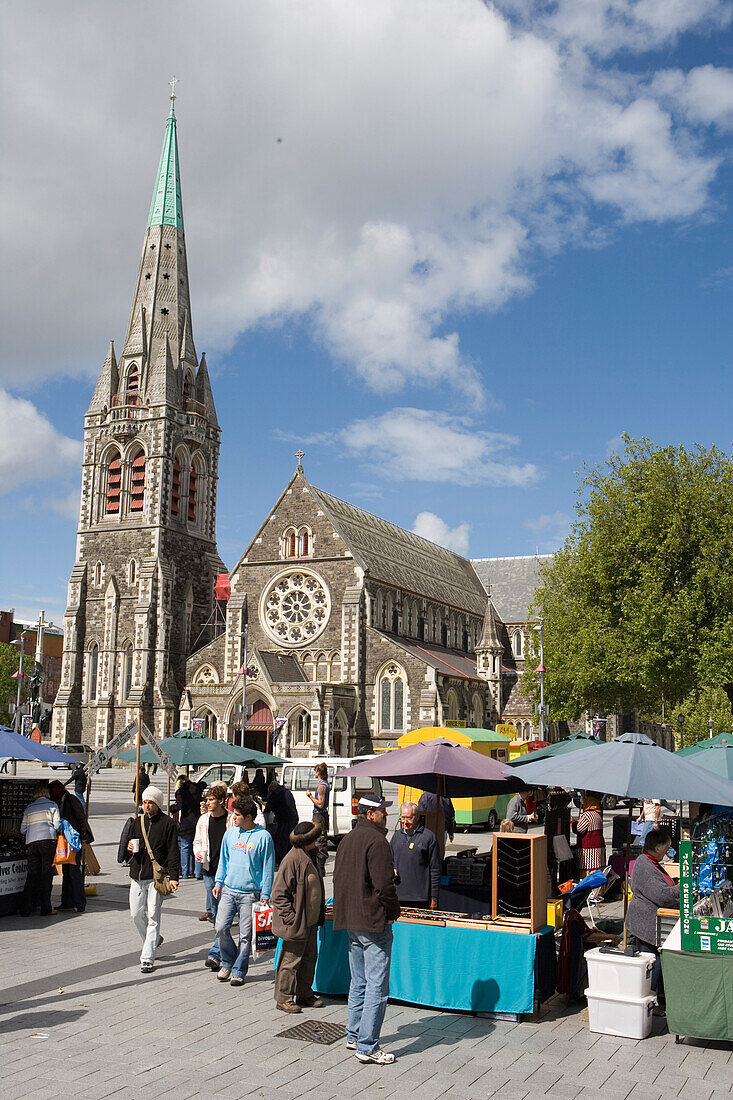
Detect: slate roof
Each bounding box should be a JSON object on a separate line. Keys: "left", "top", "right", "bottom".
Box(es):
{"left": 373, "top": 630, "right": 483, "bottom": 682}
{"left": 311, "top": 486, "right": 488, "bottom": 616}
{"left": 471, "top": 555, "right": 552, "bottom": 623}
{"left": 257, "top": 651, "right": 307, "bottom": 683}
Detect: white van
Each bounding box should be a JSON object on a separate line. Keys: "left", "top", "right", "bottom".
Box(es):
{"left": 192, "top": 757, "right": 382, "bottom": 842}
{"left": 279, "top": 758, "right": 383, "bottom": 842}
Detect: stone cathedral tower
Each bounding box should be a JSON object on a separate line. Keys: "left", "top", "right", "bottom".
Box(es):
{"left": 53, "top": 93, "right": 225, "bottom": 746}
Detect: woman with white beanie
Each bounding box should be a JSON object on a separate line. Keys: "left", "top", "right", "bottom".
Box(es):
{"left": 126, "top": 786, "right": 180, "bottom": 974}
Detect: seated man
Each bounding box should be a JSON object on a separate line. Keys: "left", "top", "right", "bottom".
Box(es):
{"left": 390, "top": 801, "right": 440, "bottom": 910}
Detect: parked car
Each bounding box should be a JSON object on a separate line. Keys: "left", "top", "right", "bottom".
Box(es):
{"left": 192, "top": 757, "right": 383, "bottom": 842}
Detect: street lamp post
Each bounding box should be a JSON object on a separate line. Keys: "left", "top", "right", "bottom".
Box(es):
{"left": 677, "top": 712, "right": 685, "bottom": 751}
{"left": 10, "top": 631, "right": 28, "bottom": 734}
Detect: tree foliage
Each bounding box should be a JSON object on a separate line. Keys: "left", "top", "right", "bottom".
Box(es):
{"left": 523, "top": 437, "right": 733, "bottom": 721}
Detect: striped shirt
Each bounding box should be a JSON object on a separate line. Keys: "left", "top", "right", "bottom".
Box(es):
{"left": 21, "top": 797, "right": 61, "bottom": 843}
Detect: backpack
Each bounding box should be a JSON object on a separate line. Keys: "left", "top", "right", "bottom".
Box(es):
{"left": 117, "top": 816, "right": 136, "bottom": 864}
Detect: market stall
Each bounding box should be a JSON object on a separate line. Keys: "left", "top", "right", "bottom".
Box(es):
{"left": 662, "top": 921, "right": 733, "bottom": 1042}
{"left": 313, "top": 907, "right": 556, "bottom": 1016}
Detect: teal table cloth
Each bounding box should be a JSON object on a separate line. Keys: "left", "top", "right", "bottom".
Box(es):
{"left": 311, "top": 920, "right": 552, "bottom": 1014}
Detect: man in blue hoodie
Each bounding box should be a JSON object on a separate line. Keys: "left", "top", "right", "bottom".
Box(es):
{"left": 213, "top": 796, "right": 275, "bottom": 987}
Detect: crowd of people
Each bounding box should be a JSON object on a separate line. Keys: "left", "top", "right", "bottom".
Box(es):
{"left": 19, "top": 778, "right": 94, "bottom": 918}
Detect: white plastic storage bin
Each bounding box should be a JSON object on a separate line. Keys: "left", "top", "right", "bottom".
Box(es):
{"left": 586, "top": 989, "right": 656, "bottom": 1039}
{"left": 585, "top": 947, "right": 655, "bottom": 998}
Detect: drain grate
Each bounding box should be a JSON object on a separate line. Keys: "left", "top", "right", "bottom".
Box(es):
{"left": 276, "top": 1019, "right": 345, "bottom": 1045}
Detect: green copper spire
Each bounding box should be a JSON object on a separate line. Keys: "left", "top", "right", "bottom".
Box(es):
{"left": 147, "top": 82, "right": 184, "bottom": 231}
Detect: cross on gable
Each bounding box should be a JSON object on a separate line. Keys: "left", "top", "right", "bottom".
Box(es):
{"left": 295, "top": 450, "right": 304, "bottom": 466}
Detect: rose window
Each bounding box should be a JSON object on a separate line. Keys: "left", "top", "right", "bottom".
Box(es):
{"left": 260, "top": 570, "right": 330, "bottom": 646}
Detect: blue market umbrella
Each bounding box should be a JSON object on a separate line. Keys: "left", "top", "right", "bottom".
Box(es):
{"left": 0, "top": 726, "right": 78, "bottom": 766}
{"left": 509, "top": 731, "right": 733, "bottom": 805}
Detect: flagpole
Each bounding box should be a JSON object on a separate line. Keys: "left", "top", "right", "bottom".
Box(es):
{"left": 134, "top": 710, "right": 142, "bottom": 811}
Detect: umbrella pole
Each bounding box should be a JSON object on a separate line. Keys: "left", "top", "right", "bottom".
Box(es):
{"left": 436, "top": 773, "right": 446, "bottom": 860}
{"left": 167, "top": 772, "right": 171, "bottom": 813}
{"left": 134, "top": 710, "right": 142, "bottom": 813}
{"left": 623, "top": 800, "right": 633, "bottom": 949}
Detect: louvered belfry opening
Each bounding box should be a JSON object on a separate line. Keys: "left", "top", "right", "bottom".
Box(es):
{"left": 106, "top": 455, "right": 122, "bottom": 513}
{"left": 171, "top": 457, "right": 181, "bottom": 516}
{"left": 188, "top": 465, "right": 197, "bottom": 521}
{"left": 130, "top": 451, "right": 146, "bottom": 512}
{"left": 126, "top": 364, "right": 139, "bottom": 405}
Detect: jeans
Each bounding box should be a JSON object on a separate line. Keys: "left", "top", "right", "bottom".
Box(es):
{"left": 129, "top": 878, "right": 164, "bottom": 965}
{"left": 346, "top": 926, "right": 393, "bottom": 1055}
{"left": 312, "top": 811, "right": 329, "bottom": 877}
{"left": 179, "top": 834, "right": 194, "bottom": 878}
{"left": 203, "top": 873, "right": 221, "bottom": 961}
{"left": 61, "top": 849, "right": 86, "bottom": 911}
{"left": 215, "top": 886, "right": 259, "bottom": 978}
{"left": 194, "top": 858, "right": 204, "bottom": 879}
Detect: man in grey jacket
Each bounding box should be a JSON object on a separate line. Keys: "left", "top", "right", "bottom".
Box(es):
{"left": 507, "top": 790, "right": 537, "bottom": 833}
{"left": 390, "top": 801, "right": 440, "bottom": 909}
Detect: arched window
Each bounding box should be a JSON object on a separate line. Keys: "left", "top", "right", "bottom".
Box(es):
{"left": 88, "top": 644, "right": 99, "bottom": 701}
{"left": 126, "top": 364, "right": 139, "bottom": 404}
{"left": 183, "top": 372, "right": 192, "bottom": 400}
{"left": 105, "top": 453, "right": 122, "bottom": 514}
{"left": 316, "top": 652, "right": 329, "bottom": 681}
{"left": 129, "top": 449, "right": 145, "bottom": 512}
{"left": 293, "top": 711, "right": 311, "bottom": 746}
{"left": 330, "top": 652, "right": 341, "bottom": 681}
{"left": 123, "top": 643, "right": 133, "bottom": 700}
{"left": 472, "top": 692, "right": 483, "bottom": 728}
{"left": 187, "top": 464, "right": 198, "bottom": 522}
{"left": 378, "top": 663, "right": 405, "bottom": 731}
{"left": 171, "top": 456, "right": 182, "bottom": 517}
{"left": 300, "top": 529, "right": 309, "bottom": 556}
{"left": 446, "top": 689, "right": 459, "bottom": 723}
{"left": 513, "top": 631, "right": 523, "bottom": 657}
{"left": 128, "top": 559, "right": 137, "bottom": 586}
{"left": 94, "top": 561, "right": 102, "bottom": 586}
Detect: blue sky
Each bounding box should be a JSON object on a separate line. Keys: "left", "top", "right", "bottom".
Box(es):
{"left": 1, "top": 0, "right": 732, "bottom": 627}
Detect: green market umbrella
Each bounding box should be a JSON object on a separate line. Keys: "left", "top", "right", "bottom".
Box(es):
{"left": 509, "top": 732, "right": 603, "bottom": 767}
{"left": 676, "top": 732, "right": 733, "bottom": 757}
{"left": 117, "top": 729, "right": 285, "bottom": 768}
{"left": 678, "top": 743, "right": 733, "bottom": 782}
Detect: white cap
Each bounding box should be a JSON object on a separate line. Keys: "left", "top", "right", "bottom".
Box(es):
{"left": 358, "top": 796, "right": 392, "bottom": 810}
{"left": 141, "top": 785, "right": 164, "bottom": 808}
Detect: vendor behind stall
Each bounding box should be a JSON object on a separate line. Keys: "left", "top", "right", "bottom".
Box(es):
{"left": 625, "top": 827, "right": 678, "bottom": 996}
{"left": 390, "top": 801, "right": 440, "bottom": 910}
{"left": 572, "top": 792, "right": 606, "bottom": 873}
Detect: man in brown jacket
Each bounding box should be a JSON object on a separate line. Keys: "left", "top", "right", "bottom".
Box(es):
{"left": 271, "top": 821, "right": 325, "bottom": 1013}
{"left": 332, "top": 796, "right": 399, "bottom": 1065}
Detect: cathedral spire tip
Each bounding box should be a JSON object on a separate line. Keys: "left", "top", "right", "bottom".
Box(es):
{"left": 169, "top": 75, "right": 178, "bottom": 117}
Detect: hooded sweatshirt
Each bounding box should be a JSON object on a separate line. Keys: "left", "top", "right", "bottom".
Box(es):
{"left": 215, "top": 823, "right": 275, "bottom": 896}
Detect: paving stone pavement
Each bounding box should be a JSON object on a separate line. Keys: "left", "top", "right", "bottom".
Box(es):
{"left": 1, "top": 771, "right": 731, "bottom": 1098}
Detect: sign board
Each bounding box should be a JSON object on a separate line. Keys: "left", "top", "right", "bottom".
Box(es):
{"left": 449, "top": 720, "right": 467, "bottom": 728}
{"left": 192, "top": 717, "right": 206, "bottom": 734}
{"left": 85, "top": 719, "right": 176, "bottom": 779}
{"left": 21, "top": 715, "right": 33, "bottom": 738}
{"left": 0, "top": 858, "right": 27, "bottom": 897}
{"left": 496, "top": 724, "right": 517, "bottom": 739}
{"left": 679, "top": 840, "right": 733, "bottom": 955}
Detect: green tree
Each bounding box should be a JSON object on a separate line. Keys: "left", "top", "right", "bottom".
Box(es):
{"left": 0, "top": 641, "right": 23, "bottom": 727}
{"left": 647, "top": 686, "right": 732, "bottom": 750}
{"left": 523, "top": 437, "right": 733, "bottom": 722}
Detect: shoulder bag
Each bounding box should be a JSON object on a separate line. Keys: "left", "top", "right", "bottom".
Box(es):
{"left": 140, "top": 814, "right": 175, "bottom": 897}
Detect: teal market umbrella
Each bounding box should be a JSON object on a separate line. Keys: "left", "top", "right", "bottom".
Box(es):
{"left": 677, "top": 732, "right": 733, "bottom": 758}
{"left": 509, "top": 732, "right": 604, "bottom": 767}
{"left": 116, "top": 730, "right": 285, "bottom": 768}
{"left": 678, "top": 743, "right": 733, "bottom": 782}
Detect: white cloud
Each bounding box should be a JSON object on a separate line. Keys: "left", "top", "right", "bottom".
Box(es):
{"left": 653, "top": 65, "right": 733, "bottom": 130}
{"left": 340, "top": 407, "right": 541, "bottom": 487}
{"left": 413, "top": 511, "right": 471, "bottom": 555}
{"left": 46, "top": 487, "right": 81, "bottom": 521}
{"left": 1, "top": 0, "right": 729, "bottom": 400}
{"left": 0, "top": 389, "right": 81, "bottom": 492}
{"left": 525, "top": 510, "right": 572, "bottom": 551}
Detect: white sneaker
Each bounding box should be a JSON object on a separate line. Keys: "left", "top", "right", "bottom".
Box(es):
{"left": 355, "top": 1048, "right": 395, "bottom": 1064}
{"left": 216, "top": 967, "right": 231, "bottom": 981}
{"left": 346, "top": 1040, "right": 357, "bottom": 1050}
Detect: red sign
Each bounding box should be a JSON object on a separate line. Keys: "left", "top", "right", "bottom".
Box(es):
{"left": 214, "top": 574, "right": 231, "bottom": 600}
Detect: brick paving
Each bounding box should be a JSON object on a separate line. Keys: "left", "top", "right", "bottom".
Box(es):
{"left": 1, "top": 770, "right": 731, "bottom": 1098}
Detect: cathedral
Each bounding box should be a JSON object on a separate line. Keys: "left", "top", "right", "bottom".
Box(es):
{"left": 53, "top": 97, "right": 546, "bottom": 752}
